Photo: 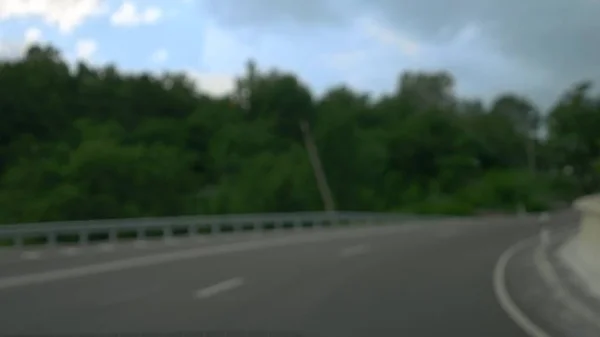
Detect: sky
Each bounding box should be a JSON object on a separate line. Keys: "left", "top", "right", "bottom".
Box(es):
{"left": 0, "top": 0, "right": 599, "bottom": 109}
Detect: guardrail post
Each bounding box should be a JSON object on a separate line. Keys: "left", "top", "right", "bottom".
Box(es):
{"left": 252, "top": 221, "right": 263, "bottom": 236}
{"left": 79, "top": 230, "right": 88, "bottom": 245}
{"left": 331, "top": 215, "right": 340, "bottom": 229}
{"left": 332, "top": 216, "right": 340, "bottom": 227}
{"left": 293, "top": 219, "right": 302, "bottom": 231}
{"left": 47, "top": 232, "right": 57, "bottom": 246}
{"left": 235, "top": 223, "right": 244, "bottom": 234}
{"left": 14, "top": 235, "right": 23, "bottom": 248}
{"left": 137, "top": 228, "right": 145, "bottom": 241}
{"left": 188, "top": 224, "right": 197, "bottom": 237}
{"left": 108, "top": 229, "right": 117, "bottom": 243}
{"left": 259, "top": 221, "right": 264, "bottom": 232}
{"left": 324, "top": 218, "right": 332, "bottom": 230}
{"left": 164, "top": 226, "right": 173, "bottom": 239}
{"left": 244, "top": 221, "right": 253, "bottom": 233}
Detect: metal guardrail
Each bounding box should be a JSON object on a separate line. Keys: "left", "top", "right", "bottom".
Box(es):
{"left": 0, "top": 211, "right": 430, "bottom": 248}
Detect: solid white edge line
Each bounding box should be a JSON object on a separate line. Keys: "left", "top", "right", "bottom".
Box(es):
{"left": 493, "top": 235, "right": 553, "bottom": 337}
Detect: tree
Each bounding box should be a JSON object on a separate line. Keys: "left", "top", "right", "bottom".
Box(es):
{"left": 0, "top": 42, "right": 596, "bottom": 224}
{"left": 546, "top": 81, "right": 600, "bottom": 194}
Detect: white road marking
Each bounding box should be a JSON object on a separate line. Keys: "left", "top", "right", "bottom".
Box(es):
{"left": 194, "top": 277, "right": 244, "bottom": 299}
{"left": 493, "top": 236, "right": 553, "bottom": 337}
{"left": 21, "top": 251, "right": 41, "bottom": 260}
{"left": 0, "top": 223, "right": 422, "bottom": 290}
{"left": 339, "top": 244, "right": 369, "bottom": 258}
{"left": 98, "top": 244, "right": 115, "bottom": 252}
{"left": 61, "top": 247, "right": 80, "bottom": 256}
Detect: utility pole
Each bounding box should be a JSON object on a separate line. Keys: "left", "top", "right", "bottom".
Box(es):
{"left": 236, "top": 61, "right": 335, "bottom": 212}
{"left": 299, "top": 120, "right": 336, "bottom": 212}
{"left": 527, "top": 136, "right": 536, "bottom": 174}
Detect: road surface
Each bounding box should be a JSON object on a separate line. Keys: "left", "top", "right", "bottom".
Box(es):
{"left": 0, "top": 217, "right": 540, "bottom": 337}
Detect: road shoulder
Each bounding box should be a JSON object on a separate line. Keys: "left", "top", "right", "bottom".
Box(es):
{"left": 499, "top": 226, "right": 600, "bottom": 337}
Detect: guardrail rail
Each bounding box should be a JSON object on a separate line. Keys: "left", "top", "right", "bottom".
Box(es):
{"left": 0, "top": 211, "right": 430, "bottom": 248}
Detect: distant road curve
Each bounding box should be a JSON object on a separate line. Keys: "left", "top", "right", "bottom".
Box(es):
{"left": 0, "top": 216, "right": 546, "bottom": 337}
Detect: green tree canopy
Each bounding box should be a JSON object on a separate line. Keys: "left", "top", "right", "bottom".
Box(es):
{"left": 0, "top": 44, "right": 598, "bottom": 223}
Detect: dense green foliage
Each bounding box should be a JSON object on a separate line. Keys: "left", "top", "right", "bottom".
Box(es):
{"left": 1, "top": 45, "right": 599, "bottom": 223}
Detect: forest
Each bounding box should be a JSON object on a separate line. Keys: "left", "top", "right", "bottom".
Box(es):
{"left": 1, "top": 44, "right": 599, "bottom": 224}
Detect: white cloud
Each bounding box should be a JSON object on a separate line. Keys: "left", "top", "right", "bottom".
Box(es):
{"left": 0, "top": 40, "right": 24, "bottom": 59}
{"left": 187, "top": 72, "right": 236, "bottom": 97}
{"left": 124, "top": 68, "right": 235, "bottom": 97}
{"left": 357, "top": 17, "right": 421, "bottom": 57}
{"left": 199, "top": 22, "right": 254, "bottom": 74}
{"left": 24, "top": 27, "right": 43, "bottom": 45}
{"left": 450, "top": 24, "right": 482, "bottom": 46}
{"left": 324, "top": 50, "right": 368, "bottom": 71}
{"left": 110, "top": 2, "right": 162, "bottom": 27}
{"left": 0, "top": 0, "right": 107, "bottom": 33}
{"left": 75, "top": 39, "right": 97, "bottom": 61}
{"left": 151, "top": 48, "right": 168, "bottom": 63}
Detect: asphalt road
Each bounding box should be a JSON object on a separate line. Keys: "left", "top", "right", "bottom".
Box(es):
{"left": 0, "top": 217, "right": 540, "bottom": 337}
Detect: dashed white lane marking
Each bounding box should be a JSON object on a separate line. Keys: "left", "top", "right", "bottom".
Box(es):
{"left": 493, "top": 236, "right": 553, "bottom": 337}
{"left": 61, "top": 247, "right": 80, "bottom": 256}
{"left": 339, "top": 244, "right": 369, "bottom": 258}
{"left": 21, "top": 251, "right": 41, "bottom": 260}
{"left": 194, "top": 277, "right": 244, "bottom": 299}
{"left": 98, "top": 244, "right": 115, "bottom": 252}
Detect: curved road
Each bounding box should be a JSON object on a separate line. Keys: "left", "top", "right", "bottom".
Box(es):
{"left": 0, "top": 218, "right": 539, "bottom": 337}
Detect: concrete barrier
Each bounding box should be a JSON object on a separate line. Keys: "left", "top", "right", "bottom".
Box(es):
{"left": 563, "top": 194, "right": 600, "bottom": 297}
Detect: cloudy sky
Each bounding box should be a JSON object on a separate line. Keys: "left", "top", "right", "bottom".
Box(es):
{"left": 0, "top": 0, "right": 598, "bottom": 108}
